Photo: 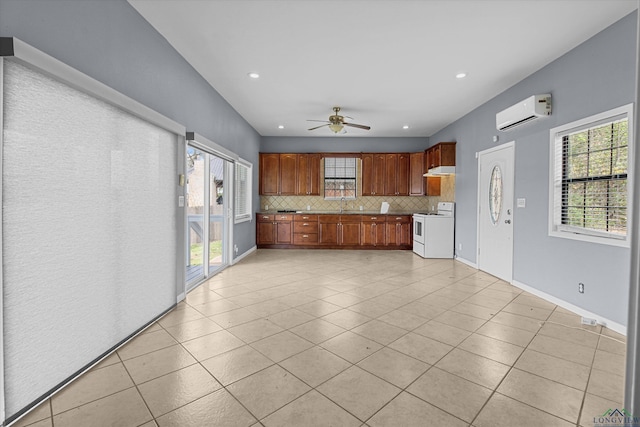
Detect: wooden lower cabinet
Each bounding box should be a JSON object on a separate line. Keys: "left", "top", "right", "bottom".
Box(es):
{"left": 386, "top": 215, "right": 412, "bottom": 247}
{"left": 256, "top": 214, "right": 292, "bottom": 245}
{"left": 293, "top": 214, "right": 319, "bottom": 245}
{"left": 258, "top": 213, "right": 410, "bottom": 249}
{"left": 319, "top": 215, "right": 361, "bottom": 246}
{"left": 361, "top": 215, "right": 386, "bottom": 246}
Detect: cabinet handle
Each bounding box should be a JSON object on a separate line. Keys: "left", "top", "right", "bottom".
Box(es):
{"left": 302, "top": 216, "right": 309, "bottom": 219}
{"left": 280, "top": 216, "right": 287, "bottom": 219}
{"left": 262, "top": 216, "right": 269, "bottom": 219}
{"left": 371, "top": 217, "right": 377, "bottom": 220}
{"left": 303, "top": 235, "right": 309, "bottom": 238}
{"left": 303, "top": 223, "right": 309, "bottom": 226}
{"left": 396, "top": 217, "right": 402, "bottom": 220}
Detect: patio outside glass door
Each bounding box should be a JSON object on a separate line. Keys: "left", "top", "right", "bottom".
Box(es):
{"left": 186, "top": 145, "right": 229, "bottom": 289}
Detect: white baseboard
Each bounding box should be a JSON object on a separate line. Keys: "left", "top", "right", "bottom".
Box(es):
{"left": 454, "top": 255, "right": 478, "bottom": 269}
{"left": 176, "top": 292, "right": 185, "bottom": 304}
{"left": 512, "top": 280, "right": 626, "bottom": 336}
{"left": 232, "top": 245, "right": 257, "bottom": 265}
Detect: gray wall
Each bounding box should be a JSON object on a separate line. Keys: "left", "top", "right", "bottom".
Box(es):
{"left": 0, "top": 0, "right": 261, "bottom": 259}
{"left": 261, "top": 136, "right": 430, "bottom": 153}
{"left": 430, "top": 11, "right": 637, "bottom": 326}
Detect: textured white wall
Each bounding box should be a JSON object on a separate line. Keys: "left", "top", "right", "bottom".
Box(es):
{"left": 2, "top": 60, "right": 178, "bottom": 417}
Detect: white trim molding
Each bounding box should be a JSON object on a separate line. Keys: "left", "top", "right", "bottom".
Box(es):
{"left": 513, "top": 280, "right": 626, "bottom": 335}
{"left": 233, "top": 246, "right": 257, "bottom": 265}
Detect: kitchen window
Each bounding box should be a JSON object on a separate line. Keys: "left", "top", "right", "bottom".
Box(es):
{"left": 549, "top": 104, "right": 633, "bottom": 246}
{"left": 234, "top": 159, "right": 252, "bottom": 223}
{"left": 324, "top": 157, "right": 357, "bottom": 199}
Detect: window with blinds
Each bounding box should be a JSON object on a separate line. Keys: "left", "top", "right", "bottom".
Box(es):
{"left": 324, "top": 157, "right": 357, "bottom": 199}
{"left": 549, "top": 104, "right": 633, "bottom": 246}
{"left": 234, "top": 160, "right": 252, "bottom": 223}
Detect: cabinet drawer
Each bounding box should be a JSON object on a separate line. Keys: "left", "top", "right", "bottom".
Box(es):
{"left": 295, "top": 214, "right": 319, "bottom": 221}
{"left": 294, "top": 222, "right": 319, "bottom": 233}
{"left": 257, "top": 214, "right": 274, "bottom": 222}
{"left": 387, "top": 215, "right": 411, "bottom": 223}
{"left": 294, "top": 233, "right": 319, "bottom": 244}
{"left": 362, "top": 215, "right": 385, "bottom": 223}
{"left": 319, "top": 215, "right": 340, "bottom": 223}
{"left": 275, "top": 214, "right": 292, "bottom": 221}
{"left": 339, "top": 215, "right": 362, "bottom": 223}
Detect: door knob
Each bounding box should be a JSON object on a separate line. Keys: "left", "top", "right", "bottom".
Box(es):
{"left": 505, "top": 219, "right": 511, "bottom": 224}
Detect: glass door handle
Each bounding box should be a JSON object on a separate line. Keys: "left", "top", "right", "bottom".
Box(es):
{"left": 505, "top": 219, "right": 512, "bottom": 224}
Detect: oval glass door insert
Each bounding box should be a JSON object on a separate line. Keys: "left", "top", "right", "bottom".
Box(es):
{"left": 489, "top": 165, "right": 503, "bottom": 225}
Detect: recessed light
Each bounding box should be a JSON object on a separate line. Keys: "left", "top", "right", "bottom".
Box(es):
{"left": 248, "top": 72, "right": 260, "bottom": 79}
{"left": 402, "top": 125, "right": 409, "bottom": 129}
{"left": 456, "top": 72, "right": 467, "bottom": 79}
{"left": 278, "top": 125, "right": 284, "bottom": 129}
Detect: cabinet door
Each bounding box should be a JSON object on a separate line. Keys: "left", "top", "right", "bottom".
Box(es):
{"left": 296, "top": 154, "right": 309, "bottom": 195}
{"left": 279, "top": 154, "right": 297, "bottom": 195}
{"left": 426, "top": 176, "right": 441, "bottom": 196}
{"left": 361, "top": 222, "right": 375, "bottom": 246}
{"left": 319, "top": 222, "right": 339, "bottom": 245}
{"left": 372, "top": 154, "right": 386, "bottom": 196}
{"left": 275, "top": 220, "right": 292, "bottom": 244}
{"left": 399, "top": 222, "right": 412, "bottom": 245}
{"left": 384, "top": 154, "right": 398, "bottom": 196}
{"left": 308, "top": 154, "right": 321, "bottom": 196}
{"left": 340, "top": 223, "right": 361, "bottom": 245}
{"left": 257, "top": 221, "right": 276, "bottom": 244}
{"left": 361, "top": 154, "right": 374, "bottom": 196}
{"left": 409, "top": 152, "right": 425, "bottom": 196}
{"left": 427, "top": 145, "right": 441, "bottom": 169}
{"left": 397, "top": 153, "right": 410, "bottom": 195}
{"left": 260, "top": 153, "right": 280, "bottom": 195}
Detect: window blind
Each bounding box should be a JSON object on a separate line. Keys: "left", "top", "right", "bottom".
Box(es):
{"left": 324, "top": 157, "right": 357, "bottom": 199}
{"left": 550, "top": 105, "right": 632, "bottom": 245}
{"left": 234, "top": 160, "right": 252, "bottom": 223}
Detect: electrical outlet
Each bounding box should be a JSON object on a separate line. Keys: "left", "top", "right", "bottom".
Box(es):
{"left": 581, "top": 317, "right": 597, "bottom": 326}
{"left": 578, "top": 283, "right": 584, "bottom": 293}
{"left": 458, "top": 243, "right": 463, "bottom": 251}
{"left": 234, "top": 245, "right": 238, "bottom": 255}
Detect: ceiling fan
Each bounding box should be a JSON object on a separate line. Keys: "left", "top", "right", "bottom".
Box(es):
{"left": 307, "top": 106, "right": 371, "bottom": 134}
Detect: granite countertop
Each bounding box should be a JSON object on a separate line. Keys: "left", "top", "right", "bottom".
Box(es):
{"left": 257, "top": 210, "right": 418, "bottom": 215}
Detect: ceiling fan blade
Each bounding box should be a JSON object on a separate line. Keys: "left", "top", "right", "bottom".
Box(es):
{"left": 308, "top": 124, "right": 330, "bottom": 131}
{"left": 306, "top": 119, "right": 330, "bottom": 123}
{"left": 343, "top": 122, "right": 371, "bottom": 130}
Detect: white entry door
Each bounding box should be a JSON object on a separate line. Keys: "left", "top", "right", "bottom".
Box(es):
{"left": 477, "top": 142, "right": 515, "bottom": 282}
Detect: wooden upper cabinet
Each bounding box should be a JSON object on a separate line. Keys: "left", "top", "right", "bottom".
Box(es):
{"left": 259, "top": 153, "right": 300, "bottom": 195}
{"left": 409, "top": 152, "right": 425, "bottom": 196}
{"left": 396, "top": 153, "right": 410, "bottom": 195}
{"left": 296, "top": 153, "right": 321, "bottom": 196}
{"left": 426, "top": 142, "right": 456, "bottom": 170}
{"left": 279, "top": 154, "right": 297, "bottom": 195}
{"left": 361, "top": 154, "right": 373, "bottom": 196}
{"left": 383, "top": 153, "right": 409, "bottom": 196}
{"left": 361, "top": 153, "right": 385, "bottom": 196}
{"left": 259, "top": 153, "right": 280, "bottom": 195}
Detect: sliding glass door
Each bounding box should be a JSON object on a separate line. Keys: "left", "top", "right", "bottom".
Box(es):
{"left": 186, "top": 145, "right": 229, "bottom": 289}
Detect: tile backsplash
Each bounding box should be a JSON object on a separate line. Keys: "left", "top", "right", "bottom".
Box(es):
{"left": 260, "top": 175, "right": 455, "bottom": 213}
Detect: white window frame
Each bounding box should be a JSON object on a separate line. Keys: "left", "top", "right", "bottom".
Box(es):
{"left": 324, "top": 157, "right": 357, "bottom": 200}
{"left": 548, "top": 103, "right": 634, "bottom": 247}
{"left": 234, "top": 158, "right": 252, "bottom": 223}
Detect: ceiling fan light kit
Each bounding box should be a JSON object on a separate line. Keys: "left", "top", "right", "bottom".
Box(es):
{"left": 307, "top": 106, "right": 371, "bottom": 134}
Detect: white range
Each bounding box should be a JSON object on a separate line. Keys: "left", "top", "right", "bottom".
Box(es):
{"left": 412, "top": 202, "right": 455, "bottom": 258}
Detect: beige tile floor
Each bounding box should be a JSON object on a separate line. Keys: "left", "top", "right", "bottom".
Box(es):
{"left": 13, "top": 249, "right": 627, "bottom": 427}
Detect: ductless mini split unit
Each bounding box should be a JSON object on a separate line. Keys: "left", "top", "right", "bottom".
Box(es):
{"left": 496, "top": 94, "right": 552, "bottom": 131}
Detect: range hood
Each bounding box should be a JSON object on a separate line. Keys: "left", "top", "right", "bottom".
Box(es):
{"left": 423, "top": 165, "right": 456, "bottom": 176}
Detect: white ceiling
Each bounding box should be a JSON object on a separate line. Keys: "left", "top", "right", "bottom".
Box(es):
{"left": 128, "top": 0, "right": 638, "bottom": 138}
